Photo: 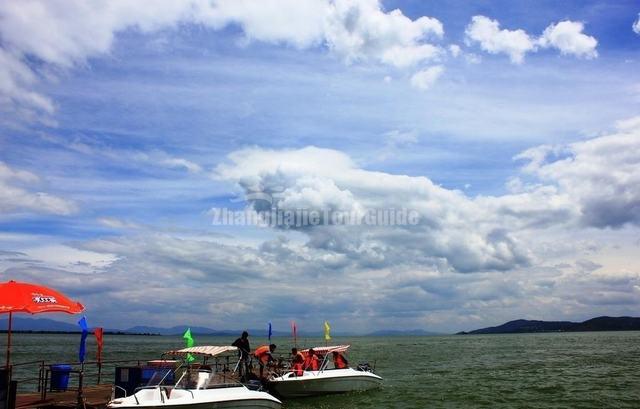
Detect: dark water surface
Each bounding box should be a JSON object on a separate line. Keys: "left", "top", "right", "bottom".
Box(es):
{"left": 2, "top": 332, "right": 640, "bottom": 408}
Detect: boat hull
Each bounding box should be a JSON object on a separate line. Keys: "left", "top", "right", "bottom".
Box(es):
{"left": 109, "top": 400, "right": 280, "bottom": 409}
{"left": 108, "top": 386, "right": 281, "bottom": 409}
{"left": 268, "top": 369, "right": 382, "bottom": 398}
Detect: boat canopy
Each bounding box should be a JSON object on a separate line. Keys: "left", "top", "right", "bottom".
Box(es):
{"left": 301, "top": 345, "right": 350, "bottom": 354}
{"left": 165, "top": 345, "right": 238, "bottom": 358}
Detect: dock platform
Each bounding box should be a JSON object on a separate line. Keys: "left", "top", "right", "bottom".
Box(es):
{"left": 16, "top": 385, "right": 112, "bottom": 409}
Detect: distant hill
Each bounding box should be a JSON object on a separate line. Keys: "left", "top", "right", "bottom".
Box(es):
{"left": 571, "top": 316, "right": 640, "bottom": 332}
{"left": 2, "top": 317, "right": 441, "bottom": 337}
{"left": 0, "top": 317, "right": 81, "bottom": 332}
{"left": 0, "top": 317, "right": 121, "bottom": 334}
{"left": 0, "top": 318, "right": 288, "bottom": 336}
{"left": 124, "top": 325, "right": 291, "bottom": 337}
{"left": 124, "top": 325, "right": 235, "bottom": 336}
{"left": 459, "top": 316, "right": 640, "bottom": 335}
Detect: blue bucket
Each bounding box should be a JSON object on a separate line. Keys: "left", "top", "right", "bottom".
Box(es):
{"left": 50, "top": 364, "right": 72, "bottom": 391}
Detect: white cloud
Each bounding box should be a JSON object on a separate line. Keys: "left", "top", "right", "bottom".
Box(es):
{"left": 215, "top": 146, "right": 532, "bottom": 273}
{"left": 538, "top": 20, "right": 598, "bottom": 59}
{"left": 516, "top": 116, "right": 640, "bottom": 228}
{"left": 4, "top": 118, "right": 640, "bottom": 331}
{"left": 324, "top": 0, "right": 443, "bottom": 67}
{"left": 385, "top": 129, "right": 418, "bottom": 146}
{"left": 0, "top": 48, "right": 56, "bottom": 125}
{"left": 615, "top": 115, "right": 640, "bottom": 131}
{"left": 160, "top": 158, "right": 202, "bottom": 173}
{"left": 0, "top": 161, "right": 77, "bottom": 215}
{"left": 465, "top": 53, "right": 482, "bottom": 64}
{"left": 465, "top": 16, "right": 536, "bottom": 64}
{"left": 633, "top": 13, "right": 640, "bottom": 34}
{"left": 380, "top": 44, "right": 441, "bottom": 68}
{"left": 448, "top": 44, "right": 461, "bottom": 57}
{"left": 465, "top": 16, "right": 598, "bottom": 63}
{"left": 410, "top": 65, "right": 444, "bottom": 90}
{"left": 0, "top": 0, "right": 202, "bottom": 124}
{"left": 97, "top": 217, "right": 141, "bottom": 230}
{"left": 213, "top": 115, "right": 640, "bottom": 279}
{"left": 40, "top": 132, "right": 203, "bottom": 174}
{"left": 195, "top": 0, "right": 329, "bottom": 48}
{"left": 0, "top": 0, "right": 444, "bottom": 124}
{"left": 25, "top": 244, "right": 116, "bottom": 273}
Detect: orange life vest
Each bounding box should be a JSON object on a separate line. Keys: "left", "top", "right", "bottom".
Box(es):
{"left": 334, "top": 352, "right": 348, "bottom": 369}
{"left": 254, "top": 345, "right": 271, "bottom": 364}
{"left": 304, "top": 354, "right": 319, "bottom": 371}
{"left": 292, "top": 352, "right": 304, "bottom": 376}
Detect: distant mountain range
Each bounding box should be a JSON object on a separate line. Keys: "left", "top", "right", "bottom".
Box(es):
{"left": 6, "top": 316, "right": 639, "bottom": 337}
{"left": 0, "top": 317, "right": 122, "bottom": 334}
{"left": 0, "top": 317, "right": 439, "bottom": 337}
{"left": 124, "top": 325, "right": 291, "bottom": 337}
{"left": 459, "top": 316, "right": 640, "bottom": 335}
{"left": 0, "top": 318, "right": 287, "bottom": 336}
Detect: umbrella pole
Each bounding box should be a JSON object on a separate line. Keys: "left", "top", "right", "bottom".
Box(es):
{"left": 5, "top": 312, "right": 12, "bottom": 369}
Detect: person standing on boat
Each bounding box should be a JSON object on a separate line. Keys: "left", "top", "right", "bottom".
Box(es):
{"left": 232, "top": 331, "right": 251, "bottom": 380}
{"left": 304, "top": 348, "right": 320, "bottom": 371}
{"left": 254, "top": 344, "right": 277, "bottom": 379}
{"left": 291, "top": 348, "right": 305, "bottom": 376}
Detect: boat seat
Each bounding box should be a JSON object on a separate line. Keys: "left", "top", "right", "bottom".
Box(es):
{"left": 196, "top": 371, "right": 211, "bottom": 389}
{"left": 136, "top": 388, "right": 164, "bottom": 402}
{"left": 167, "top": 389, "right": 190, "bottom": 400}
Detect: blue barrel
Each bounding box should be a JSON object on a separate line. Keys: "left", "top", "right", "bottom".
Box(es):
{"left": 50, "top": 364, "right": 72, "bottom": 391}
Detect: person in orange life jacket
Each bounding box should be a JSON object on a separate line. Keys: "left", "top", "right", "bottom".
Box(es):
{"left": 333, "top": 351, "right": 348, "bottom": 369}
{"left": 290, "top": 348, "right": 305, "bottom": 376}
{"left": 304, "top": 348, "right": 320, "bottom": 371}
{"left": 254, "top": 344, "right": 276, "bottom": 378}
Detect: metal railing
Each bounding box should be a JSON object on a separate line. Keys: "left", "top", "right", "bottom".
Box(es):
{"left": 9, "top": 358, "right": 146, "bottom": 404}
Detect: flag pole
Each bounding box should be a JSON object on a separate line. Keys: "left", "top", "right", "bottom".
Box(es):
{"left": 5, "top": 311, "right": 12, "bottom": 369}
{"left": 291, "top": 321, "right": 297, "bottom": 348}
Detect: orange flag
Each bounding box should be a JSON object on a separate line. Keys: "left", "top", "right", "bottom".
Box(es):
{"left": 94, "top": 327, "right": 104, "bottom": 363}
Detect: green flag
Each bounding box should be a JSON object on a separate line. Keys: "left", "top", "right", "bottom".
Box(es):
{"left": 183, "top": 328, "right": 195, "bottom": 362}
{"left": 183, "top": 328, "right": 194, "bottom": 347}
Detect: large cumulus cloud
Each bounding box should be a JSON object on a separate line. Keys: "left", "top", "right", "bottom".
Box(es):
{"left": 516, "top": 116, "right": 640, "bottom": 228}
{"left": 215, "top": 146, "right": 532, "bottom": 273}
{"left": 215, "top": 115, "right": 640, "bottom": 278}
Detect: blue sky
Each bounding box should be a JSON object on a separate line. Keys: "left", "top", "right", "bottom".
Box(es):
{"left": 1, "top": 0, "right": 639, "bottom": 333}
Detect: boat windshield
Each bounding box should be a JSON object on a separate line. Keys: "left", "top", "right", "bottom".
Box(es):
{"left": 173, "top": 365, "right": 242, "bottom": 390}
{"left": 145, "top": 368, "right": 174, "bottom": 386}
{"left": 159, "top": 346, "right": 244, "bottom": 388}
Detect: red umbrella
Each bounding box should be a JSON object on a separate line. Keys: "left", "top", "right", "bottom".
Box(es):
{"left": 0, "top": 280, "right": 85, "bottom": 368}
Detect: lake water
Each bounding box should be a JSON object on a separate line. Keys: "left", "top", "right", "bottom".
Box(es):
{"left": 2, "top": 331, "right": 640, "bottom": 408}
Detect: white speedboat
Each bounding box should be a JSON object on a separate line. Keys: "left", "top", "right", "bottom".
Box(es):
{"left": 267, "top": 345, "right": 382, "bottom": 398}
{"left": 108, "top": 346, "right": 281, "bottom": 409}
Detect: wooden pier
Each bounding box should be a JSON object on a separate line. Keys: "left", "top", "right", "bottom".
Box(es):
{"left": 16, "top": 385, "right": 112, "bottom": 409}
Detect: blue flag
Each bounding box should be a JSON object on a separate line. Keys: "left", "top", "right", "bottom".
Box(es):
{"left": 268, "top": 322, "right": 272, "bottom": 341}
{"left": 78, "top": 316, "right": 89, "bottom": 363}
